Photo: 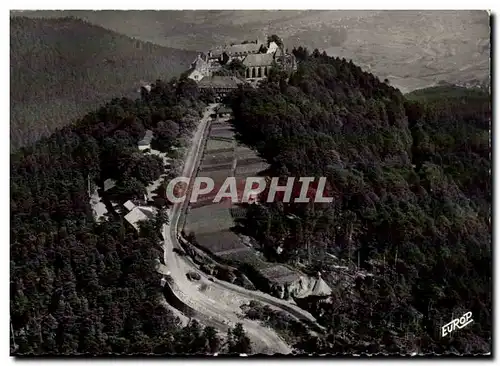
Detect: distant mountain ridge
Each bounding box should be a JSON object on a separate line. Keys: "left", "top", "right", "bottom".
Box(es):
{"left": 16, "top": 10, "right": 489, "bottom": 95}
{"left": 10, "top": 16, "right": 197, "bottom": 150}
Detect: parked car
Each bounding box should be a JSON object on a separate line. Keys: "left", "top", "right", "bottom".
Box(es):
{"left": 186, "top": 271, "right": 201, "bottom": 281}
{"left": 173, "top": 247, "right": 186, "bottom": 256}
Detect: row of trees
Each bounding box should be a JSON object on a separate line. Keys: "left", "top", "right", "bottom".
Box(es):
{"left": 227, "top": 47, "right": 491, "bottom": 353}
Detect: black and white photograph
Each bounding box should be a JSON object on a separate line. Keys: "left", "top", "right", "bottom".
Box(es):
{"left": 8, "top": 8, "right": 492, "bottom": 358}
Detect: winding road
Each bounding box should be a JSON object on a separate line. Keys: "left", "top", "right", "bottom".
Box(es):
{"left": 158, "top": 103, "right": 319, "bottom": 354}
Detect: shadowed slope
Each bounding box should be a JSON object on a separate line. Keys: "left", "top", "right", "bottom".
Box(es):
{"left": 10, "top": 16, "right": 197, "bottom": 150}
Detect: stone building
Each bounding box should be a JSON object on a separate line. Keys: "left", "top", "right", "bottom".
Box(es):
{"left": 223, "top": 42, "right": 262, "bottom": 60}
{"left": 187, "top": 54, "right": 212, "bottom": 81}
{"left": 198, "top": 75, "right": 245, "bottom": 98}
{"left": 186, "top": 37, "right": 296, "bottom": 84}
{"left": 243, "top": 53, "right": 275, "bottom": 79}
{"left": 207, "top": 41, "right": 262, "bottom": 63}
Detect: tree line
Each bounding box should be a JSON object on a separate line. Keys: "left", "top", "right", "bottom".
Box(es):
{"left": 10, "top": 16, "right": 197, "bottom": 150}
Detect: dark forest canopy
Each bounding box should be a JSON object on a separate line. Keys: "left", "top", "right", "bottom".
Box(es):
{"left": 10, "top": 78, "right": 252, "bottom": 355}
{"left": 227, "top": 47, "right": 491, "bottom": 354}
{"left": 10, "top": 16, "right": 197, "bottom": 151}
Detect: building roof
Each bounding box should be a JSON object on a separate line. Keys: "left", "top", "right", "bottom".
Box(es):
{"left": 243, "top": 53, "right": 275, "bottom": 67}
{"left": 310, "top": 277, "right": 332, "bottom": 297}
{"left": 198, "top": 75, "right": 245, "bottom": 89}
{"left": 123, "top": 200, "right": 136, "bottom": 211}
{"left": 191, "top": 54, "right": 209, "bottom": 70}
{"left": 208, "top": 47, "right": 225, "bottom": 57}
{"left": 124, "top": 207, "right": 155, "bottom": 231}
{"left": 138, "top": 130, "right": 153, "bottom": 146}
{"left": 103, "top": 178, "right": 116, "bottom": 192}
{"left": 224, "top": 43, "right": 261, "bottom": 55}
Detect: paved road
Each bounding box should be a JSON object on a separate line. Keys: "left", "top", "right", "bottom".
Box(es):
{"left": 159, "top": 103, "right": 318, "bottom": 354}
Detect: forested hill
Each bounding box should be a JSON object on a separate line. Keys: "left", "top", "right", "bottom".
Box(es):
{"left": 10, "top": 16, "right": 197, "bottom": 151}
{"left": 229, "top": 48, "right": 491, "bottom": 353}
{"left": 10, "top": 79, "right": 253, "bottom": 355}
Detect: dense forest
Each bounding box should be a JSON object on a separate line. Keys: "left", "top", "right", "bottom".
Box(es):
{"left": 228, "top": 48, "right": 491, "bottom": 354}
{"left": 10, "top": 77, "right": 253, "bottom": 355}
{"left": 10, "top": 16, "right": 197, "bottom": 151}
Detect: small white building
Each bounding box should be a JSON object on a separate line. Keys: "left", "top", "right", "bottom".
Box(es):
{"left": 187, "top": 69, "right": 205, "bottom": 82}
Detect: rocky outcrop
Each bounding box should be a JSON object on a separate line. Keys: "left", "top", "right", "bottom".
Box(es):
{"left": 269, "top": 273, "right": 332, "bottom": 300}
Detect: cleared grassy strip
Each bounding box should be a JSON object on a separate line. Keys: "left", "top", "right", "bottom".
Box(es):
{"left": 202, "top": 155, "right": 234, "bottom": 167}
{"left": 259, "top": 264, "right": 302, "bottom": 284}
{"left": 198, "top": 168, "right": 233, "bottom": 182}
{"left": 203, "top": 149, "right": 234, "bottom": 160}
{"left": 184, "top": 203, "right": 234, "bottom": 235}
{"left": 236, "top": 157, "right": 266, "bottom": 166}
{"left": 205, "top": 138, "right": 234, "bottom": 152}
{"left": 211, "top": 122, "right": 231, "bottom": 129}
{"left": 235, "top": 161, "right": 270, "bottom": 176}
{"left": 235, "top": 145, "right": 258, "bottom": 155}
{"left": 189, "top": 197, "right": 221, "bottom": 209}
{"left": 219, "top": 249, "right": 271, "bottom": 270}
{"left": 210, "top": 128, "right": 234, "bottom": 139}
{"left": 199, "top": 162, "right": 234, "bottom": 172}
{"left": 208, "top": 136, "right": 234, "bottom": 143}
{"left": 211, "top": 124, "right": 234, "bottom": 130}
{"left": 206, "top": 148, "right": 235, "bottom": 155}
{"left": 195, "top": 230, "right": 247, "bottom": 254}
{"left": 234, "top": 146, "right": 266, "bottom": 163}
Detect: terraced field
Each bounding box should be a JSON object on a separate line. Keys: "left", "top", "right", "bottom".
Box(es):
{"left": 210, "top": 128, "right": 235, "bottom": 140}
{"left": 199, "top": 163, "right": 234, "bottom": 173}
{"left": 185, "top": 203, "right": 234, "bottom": 235}
{"left": 235, "top": 162, "right": 269, "bottom": 177}
{"left": 183, "top": 114, "right": 300, "bottom": 281}
{"left": 195, "top": 230, "right": 247, "bottom": 254}
{"left": 205, "top": 138, "right": 234, "bottom": 152}
{"left": 201, "top": 152, "right": 234, "bottom": 167}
